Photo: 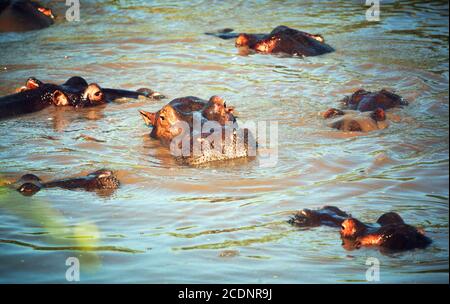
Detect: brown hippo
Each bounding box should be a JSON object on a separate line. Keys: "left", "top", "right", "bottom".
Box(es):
{"left": 0, "top": 0, "right": 54, "bottom": 33}
{"left": 289, "top": 206, "right": 432, "bottom": 252}
{"left": 322, "top": 89, "right": 407, "bottom": 132}
{"left": 322, "top": 108, "right": 389, "bottom": 132}
{"left": 16, "top": 169, "right": 120, "bottom": 196}
{"left": 139, "top": 96, "right": 256, "bottom": 165}
{"left": 342, "top": 89, "right": 408, "bottom": 112}
{"left": 206, "top": 25, "right": 334, "bottom": 57}
{"left": 0, "top": 76, "right": 165, "bottom": 119}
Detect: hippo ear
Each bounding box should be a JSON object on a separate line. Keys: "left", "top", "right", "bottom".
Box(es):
{"left": 139, "top": 110, "right": 156, "bottom": 126}
{"left": 26, "top": 77, "right": 42, "bottom": 90}
{"left": 52, "top": 90, "right": 70, "bottom": 106}
{"left": 209, "top": 95, "right": 225, "bottom": 105}
{"left": 83, "top": 84, "right": 105, "bottom": 103}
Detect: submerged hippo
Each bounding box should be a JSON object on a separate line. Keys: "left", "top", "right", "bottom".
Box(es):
{"left": 139, "top": 96, "right": 256, "bottom": 165}
{"left": 322, "top": 89, "right": 407, "bottom": 132}
{"left": 206, "top": 25, "right": 334, "bottom": 57}
{"left": 289, "top": 206, "right": 432, "bottom": 252}
{"left": 0, "top": 76, "right": 165, "bottom": 119}
{"left": 0, "top": 0, "right": 54, "bottom": 33}
{"left": 16, "top": 169, "right": 120, "bottom": 196}
{"left": 342, "top": 89, "right": 408, "bottom": 112}
{"left": 322, "top": 108, "right": 388, "bottom": 132}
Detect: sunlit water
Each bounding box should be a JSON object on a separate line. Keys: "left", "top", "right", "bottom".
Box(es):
{"left": 0, "top": 0, "right": 448, "bottom": 283}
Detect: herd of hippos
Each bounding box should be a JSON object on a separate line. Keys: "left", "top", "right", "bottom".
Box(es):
{"left": 1, "top": 1, "right": 430, "bottom": 252}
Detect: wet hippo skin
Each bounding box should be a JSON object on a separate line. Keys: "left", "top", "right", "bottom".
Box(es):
{"left": 206, "top": 25, "right": 334, "bottom": 57}
{"left": 322, "top": 108, "right": 389, "bottom": 132}
{"left": 16, "top": 169, "right": 120, "bottom": 196}
{"left": 290, "top": 206, "right": 432, "bottom": 251}
{"left": 0, "top": 0, "right": 54, "bottom": 33}
{"left": 139, "top": 96, "right": 256, "bottom": 165}
{"left": 0, "top": 76, "right": 165, "bottom": 119}
{"left": 322, "top": 89, "right": 407, "bottom": 132}
{"left": 342, "top": 89, "right": 408, "bottom": 112}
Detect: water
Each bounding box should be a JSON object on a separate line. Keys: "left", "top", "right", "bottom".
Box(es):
{"left": 0, "top": 0, "right": 448, "bottom": 283}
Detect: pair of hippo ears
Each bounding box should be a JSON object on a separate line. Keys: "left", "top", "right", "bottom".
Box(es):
{"left": 139, "top": 110, "right": 156, "bottom": 127}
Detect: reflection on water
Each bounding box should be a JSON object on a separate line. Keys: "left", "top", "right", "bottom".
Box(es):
{"left": 0, "top": 0, "right": 448, "bottom": 283}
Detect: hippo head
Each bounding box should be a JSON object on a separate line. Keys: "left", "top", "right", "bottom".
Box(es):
{"left": 17, "top": 182, "right": 41, "bottom": 196}
{"left": 235, "top": 33, "right": 259, "bottom": 48}
{"left": 139, "top": 104, "right": 186, "bottom": 143}
{"left": 15, "top": 77, "right": 44, "bottom": 93}
{"left": 52, "top": 77, "right": 105, "bottom": 107}
{"left": 290, "top": 209, "right": 322, "bottom": 227}
{"left": 202, "top": 96, "right": 236, "bottom": 125}
{"left": 344, "top": 89, "right": 407, "bottom": 112}
{"left": 0, "top": 0, "right": 55, "bottom": 33}
{"left": 343, "top": 89, "right": 370, "bottom": 110}
{"left": 16, "top": 173, "right": 42, "bottom": 196}
{"left": 340, "top": 218, "right": 368, "bottom": 239}
{"left": 87, "top": 169, "right": 120, "bottom": 190}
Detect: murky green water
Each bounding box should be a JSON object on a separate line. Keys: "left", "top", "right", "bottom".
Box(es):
{"left": 0, "top": 0, "right": 448, "bottom": 283}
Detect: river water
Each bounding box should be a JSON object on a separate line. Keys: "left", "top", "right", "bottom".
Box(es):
{"left": 0, "top": 0, "right": 448, "bottom": 283}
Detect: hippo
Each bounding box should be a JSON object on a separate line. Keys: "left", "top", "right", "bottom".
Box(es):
{"left": 206, "top": 25, "right": 334, "bottom": 57}
{"left": 322, "top": 89, "right": 407, "bottom": 132}
{"left": 322, "top": 108, "right": 388, "bottom": 132}
{"left": 342, "top": 89, "right": 408, "bottom": 112}
{"left": 340, "top": 216, "right": 431, "bottom": 251}
{"left": 0, "top": 0, "right": 54, "bottom": 33}
{"left": 16, "top": 169, "right": 120, "bottom": 196}
{"left": 139, "top": 96, "right": 256, "bottom": 165}
{"left": 289, "top": 206, "right": 432, "bottom": 252}
{"left": 0, "top": 76, "right": 165, "bottom": 119}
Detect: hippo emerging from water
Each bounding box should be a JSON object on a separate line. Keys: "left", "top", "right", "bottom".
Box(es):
{"left": 289, "top": 206, "right": 432, "bottom": 252}
{"left": 16, "top": 169, "right": 120, "bottom": 196}
{"left": 0, "top": 76, "right": 165, "bottom": 119}
{"left": 139, "top": 96, "right": 256, "bottom": 165}
{"left": 0, "top": 0, "right": 54, "bottom": 33}
{"left": 206, "top": 25, "right": 334, "bottom": 57}
{"left": 322, "top": 89, "right": 408, "bottom": 132}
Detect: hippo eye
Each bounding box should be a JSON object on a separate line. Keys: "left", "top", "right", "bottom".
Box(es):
{"left": 341, "top": 225, "right": 345, "bottom": 230}
{"left": 94, "top": 91, "right": 101, "bottom": 97}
